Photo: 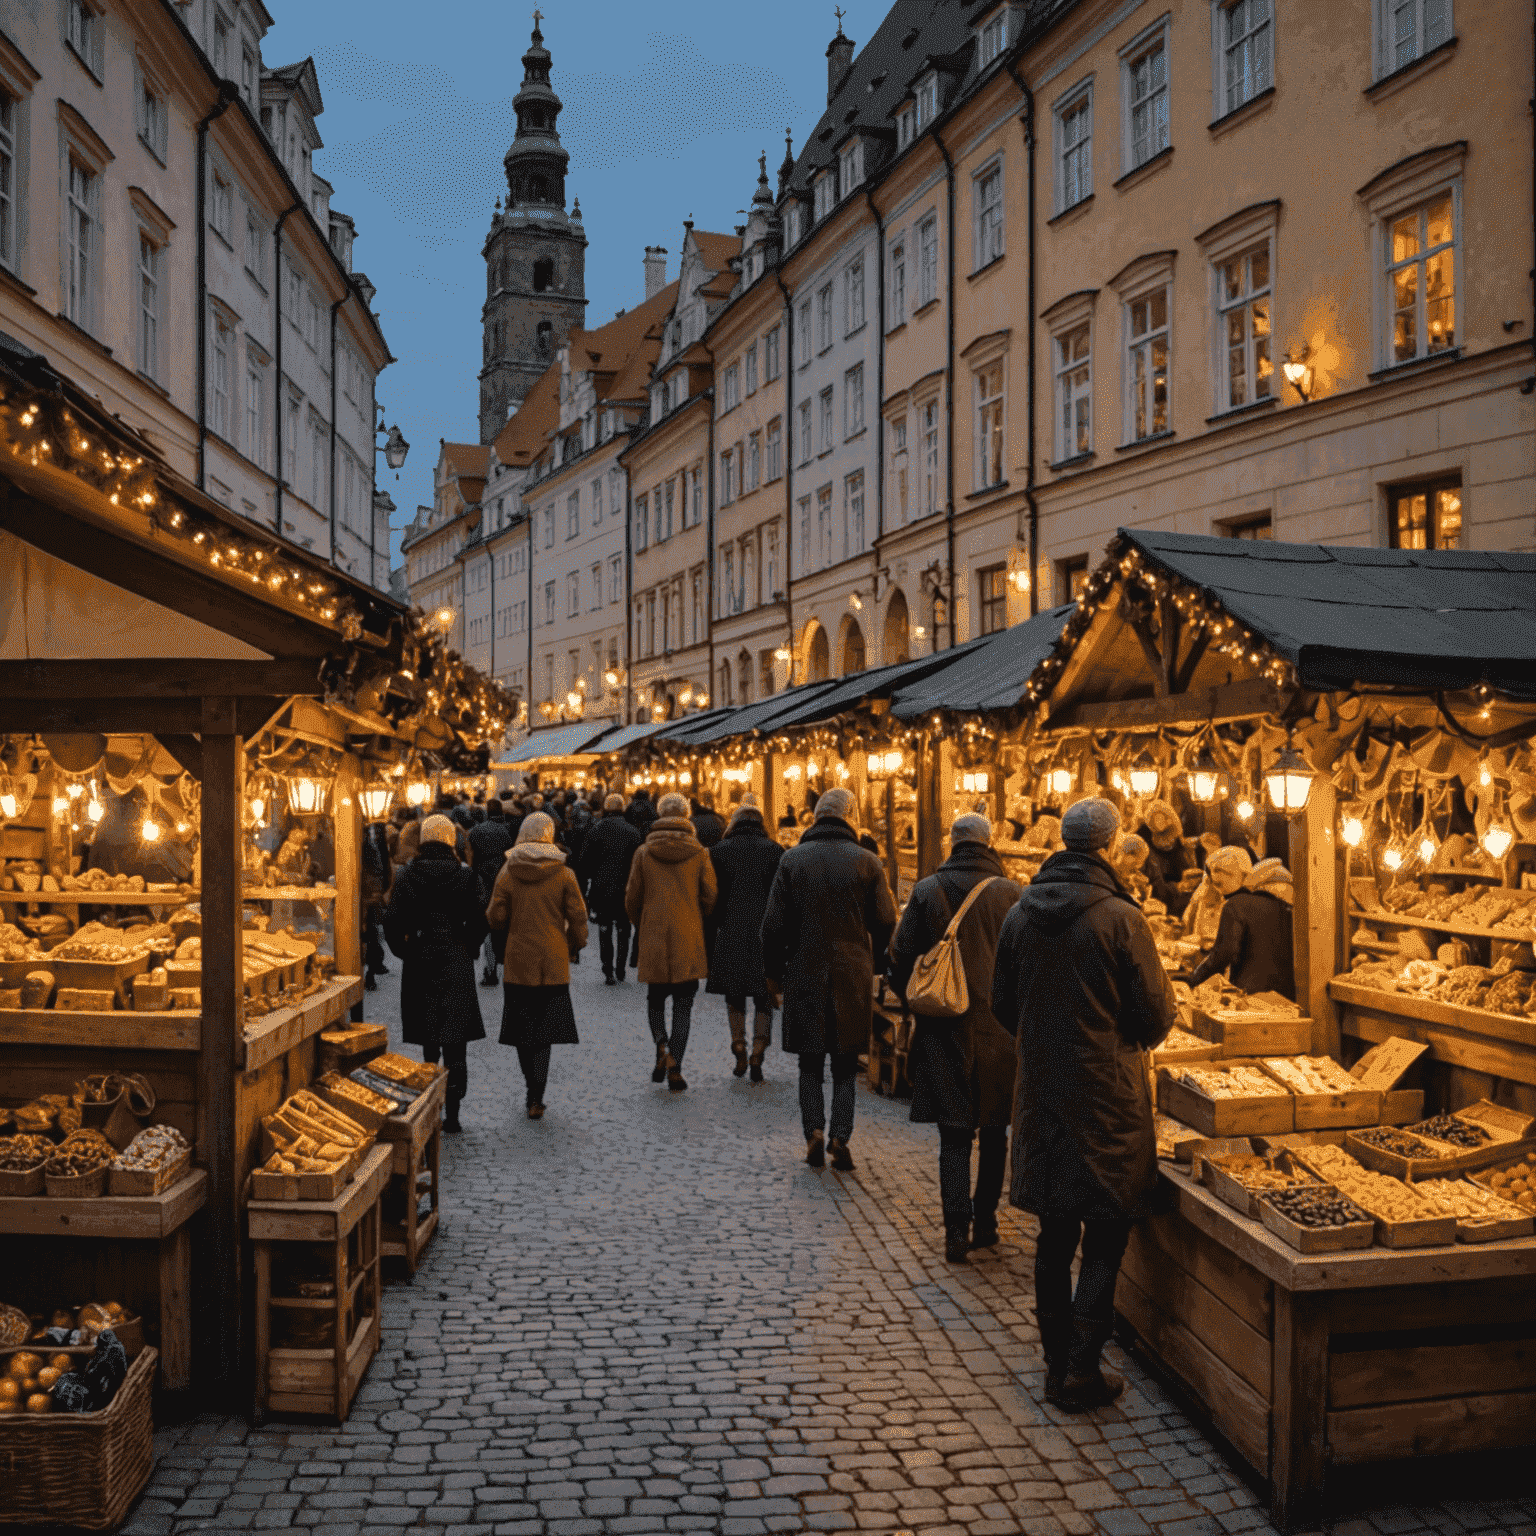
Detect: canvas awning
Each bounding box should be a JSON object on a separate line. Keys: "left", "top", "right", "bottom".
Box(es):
{"left": 891, "top": 606, "right": 1076, "bottom": 720}
{"left": 501, "top": 721, "right": 612, "bottom": 766}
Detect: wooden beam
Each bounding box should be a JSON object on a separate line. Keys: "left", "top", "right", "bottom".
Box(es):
{"left": 1270, "top": 1288, "right": 1329, "bottom": 1531}
{"left": 1, "top": 659, "right": 322, "bottom": 698}
{"left": 1292, "top": 777, "right": 1340, "bottom": 1058}
{"left": 1045, "top": 676, "right": 1282, "bottom": 734}
{"left": 0, "top": 697, "right": 204, "bottom": 733}
{"left": 195, "top": 724, "right": 242, "bottom": 1405}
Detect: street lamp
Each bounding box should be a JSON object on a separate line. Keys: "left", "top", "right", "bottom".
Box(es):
{"left": 375, "top": 411, "right": 410, "bottom": 476}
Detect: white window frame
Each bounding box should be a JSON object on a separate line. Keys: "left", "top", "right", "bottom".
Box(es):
{"left": 766, "top": 417, "right": 782, "bottom": 481}
{"left": 978, "top": 7, "right": 1010, "bottom": 67}
{"left": 819, "top": 386, "right": 834, "bottom": 454}
{"left": 1211, "top": 0, "right": 1273, "bottom": 120}
{"left": 65, "top": 1, "right": 103, "bottom": 77}
{"left": 284, "top": 391, "right": 301, "bottom": 488}
{"left": 1047, "top": 292, "right": 1095, "bottom": 464}
{"left": 1373, "top": 0, "right": 1453, "bottom": 80}
{"left": 798, "top": 399, "right": 813, "bottom": 464}
{"left": 919, "top": 396, "right": 940, "bottom": 518}
{"left": 887, "top": 413, "right": 909, "bottom": 526}
{"left": 917, "top": 215, "right": 938, "bottom": 308}
{"left": 844, "top": 364, "right": 865, "bottom": 438}
{"left": 844, "top": 470, "right": 865, "bottom": 558}
{"left": 764, "top": 325, "right": 781, "bottom": 381}
{"left": 973, "top": 158, "right": 1004, "bottom": 270}
{"left": 1053, "top": 79, "right": 1093, "bottom": 214}
{"left": 211, "top": 169, "right": 233, "bottom": 242}
{"left": 136, "top": 61, "right": 168, "bottom": 163}
{"left": 1119, "top": 18, "right": 1171, "bottom": 175}
{"left": 745, "top": 341, "right": 758, "bottom": 395}
{"left": 974, "top": 358, "right": 1006, "bottom": 490}
{"left": 786, "top": 203, "right": 803, "bottom": 248}
{"left": 566, "top": 490, "right": 580, "bottom": 540}
{"left": 1113, "top": 253, "right": 1175, "bottom": 444}
{"left": 814, "top": 170, "right": 836, "bottom": 221}
{"left": 889, "top": 236, "right": 907, "bottom": 326}
{"left": 747, "top": 431, "right": 761, "bottom": 491}
{"left": 609, "top": 555, "right": 622, "bottom": 604}
{"left": 0, "top": 81, "right": 21, "bottom": 276}
{"left": 723, "top": 362, "right": 739, "bottom": 410}
{"left": 817, "top": 283, "right": 833, "bottom": 351}
{"left": 567, "top": 571, "right": 579, "bottom": 619}
{"left": 245, "top": 349, "right": 266, "bottom": 469}
{"left": 634, "top": 494, "right": 648, "bottom": 553}
{"left": 137, "top": 230, "right": 161, "bottom": 380}
{"left": 1197, "top": 201, "right": 1278, "bottom": 415}
{"left": 845, "top": 254, "right": 866, "bottom": 334}
{"left": 1359, "top": 143, "right": 1464, "bottom": 372}
{"left": 64, "top": 157, "right": 96, "bottom": 330}
{"left": 210, "top": 308, "right": 234, "bottom": 441}
{"left": 797, "top": 299, "right": 812, "bottom": 362}
{"left": 720, "top": 447, "right": 735, "bottom": 505}
{"left": 840, "top": 139, "right": 864, "bottom": 194}
{"left": 897, "top": 104, "right": 917, "bottom": 149}
{"left": 915, "top": 75, "right": 938, "bottom": 129}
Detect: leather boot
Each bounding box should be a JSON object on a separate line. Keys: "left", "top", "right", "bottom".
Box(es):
{"left": 651, "top": 1043, "right": 670, "bottom": 1084}
{"left": 748, "top": 1045, "right": 766, "bottom": 1083}
{"left": 805, "top": 1130, "right": 825, "bottom": 1167}
{"left": 1055, "top": 1318, "right": 1125, "bottom": 1412}
{"left": 971, "top": 1211, "right": 1000, "bottom": 1249}
{"left": 944, "top": 1223, "right": 972, "bottom": 1263}
{"left": 731, "top": 1043, "right": 749, "bottom": 1077}
{"left": 443, "top": 1092, "right": 462, "bottom": 1134}
{"left": 1036, "top": 1308, "right": 1073, "bottom": 1405}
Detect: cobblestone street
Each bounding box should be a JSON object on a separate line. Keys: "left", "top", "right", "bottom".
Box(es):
{"left": 125, "top": 958, "right": 1535, "bottom": 1536}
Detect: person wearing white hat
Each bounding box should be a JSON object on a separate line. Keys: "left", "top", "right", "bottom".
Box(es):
{"left": 1187, "top": 854, "right": 1295, "bottom": 999}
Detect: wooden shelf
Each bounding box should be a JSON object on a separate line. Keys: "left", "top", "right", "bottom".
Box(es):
{"left": 1350, "top": 905, "right": 1536, "bottom": 945}
{"left": 242, "top": 887, "right": 338, "bottom": 902}
{"left": 1329, "top": 978, "right": 1535, "bottom": 1048}
{"left": 247, "top": 1144, "right": 392, "bottom": 1240}
{"left": 0, "top": 1006, "right": 201, "bottom": 1051}
{"left": 0, "top": 889, "right": 197, "bottom": 906}
{"left": 0, "top": 1168, "right": 207, "bottom": 1238}
{"left": 239, "top": 976, "right": 364, "bottom": 1070}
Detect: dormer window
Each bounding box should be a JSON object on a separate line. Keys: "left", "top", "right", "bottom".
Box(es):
{"left": 814, "top": 168, "right": 838, "bottom": 220}
{"left": 840, "top": 140, "right": 865, "bottom": 194}
{"left": 978, "top": 8, "right": 1009, "bottom": 67}
{"left": 916, "top": 74, "right": 938, "bottom": 129}
{"left": 786, "top": 203, "right": 804, "bottom": 247}
{"left": 897, "top": 103, "right": 917, "bottom": 148}
{"left": 672, "top": 370, "right": 688, "bottom": 407}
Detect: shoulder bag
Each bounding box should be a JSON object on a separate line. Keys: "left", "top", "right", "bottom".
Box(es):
{"left": 905, "top": 876, "right": 999, "bottom": 1018}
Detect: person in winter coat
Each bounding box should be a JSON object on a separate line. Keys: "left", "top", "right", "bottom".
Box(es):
{"left": 991, "top": 797, "right": 1177, "bottom": 1412}
{"left": 564, "top": 798, "right": 595, "bottom": 870}
{"left": 1182, "top": 844, "right": 1251, "bottom": 950}
{"left": 625, "top": 793, "right": 717, "bottom": 1090}
{"left": 889, "top": 814, "right": 1022, "bottom": 1262}
{"left": 501, "top": 792, "right": 526, "bottom": 844}
{"left": 579, "top": 795, "right": 643, "bottom": 983}
{"left": 1136, "top": 799, "right": 1196, "bottom": 917}
{"left": 691, "top": 792, "right": 725, "bottom": 850}
{"left": 467, "top": 800, "right": 517, "bottom": 986}
{"left": 382, "top": 814, "right": 488, "bottom": 1133}
{"left": 361, "top": 821, "right": 393, "bottom": 991}
{"left": 484, "top": 812, "right": 589, "bottom": 1118}
{"left": 704, "top": 794, "right": 783, "bottom": 1080}
{"left": 1186, "top": 854, "right": 1295, "bottom": 999}
{"left": 624, "top": 789, "right": 657, "bottom": 837}
{"left": 761, "top": 787, "right": 897, "bottom": 1171}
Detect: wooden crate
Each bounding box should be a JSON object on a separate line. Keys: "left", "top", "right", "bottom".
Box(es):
{"left": 1192, "top": 998, "right": 1312, "bottom": 1058}
{"left": 1277, "top": 1083, "right": 1382, "bottom": 1132}
{"left": 1258, "top": 1193, "right": 1376, "bottom": 1253}
{"left": 379, "top": 1075, "right": 444, "bottom": 1277}
{"left": 108, "top": 1148, "right": 191, "bottom": 1197}
{"left": 1158, "top": 1064, "right": 1294, "bottom": 1137}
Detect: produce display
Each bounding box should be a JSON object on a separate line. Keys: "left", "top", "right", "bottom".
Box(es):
{"left": 1192, "top": 978, "right": 1302, "bottom": 1018}
{"left": 1170, "top": 1064, "right": 1290, "bottom": 1099}
{"left": 1155, "top": 1026, "right": 1212, "bottom": 1054}
{"left": 1262, "top": 1056, "right": 1360, "bottom": 1095}
{"left": 0, "top": 1328, "right": 130, "bottom": 1415}
{"left": 0, "top": 1134, "right": 53, "bottom": 1173}
{"left": 1408, "top": 1114, "right": 1490, "bottom": 1150}
{"left": 1474, "top": 1151, "right": 1536, "bottom": 1214}
{"left": 1299, "top": 1143, "right": 1442, "bottom": 1222}
{"left": 1261, "top": 1184, "right": 1370, "bottom": 1228}
{"left": 1373, "top": 883, "right": 1536, "bottom": 935}
{"left": 365, "top": 1053, "right": 440, "bottom": 1093}
{"left": 1353, "top": 1126, "right": 1450, "bottom": 1159}
{"left": 1412, "top": 1178, "right": 1528, "bottom": 1223}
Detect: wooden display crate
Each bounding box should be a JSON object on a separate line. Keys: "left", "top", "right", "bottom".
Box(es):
{"left": 1258, "top": 1190, "right": 1376, "bottom": 1253}
{"left": 378, "top": 1074, "right": 444, "bottom": 1276}
{"left": 1288, "top": 1150, "right": 1458, "bottom": 1250}
{"left": 1157, "top": 1063, "right": 1294, "bottom": 1137}
{"left": 1258, "top": 1064, "right": 1381, "bottom": 1131}
{"left": 1191, "top": 994, "right": 1311, "bottom": 1058}
{"left": 108, "top": 1148, "right": 190, "bottom": 1197}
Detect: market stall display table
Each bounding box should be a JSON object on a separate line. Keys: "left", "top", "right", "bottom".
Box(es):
{"left": 377, "top": 1074, "right": 444, "bottom": 1275}
{"left": 0, "top": 1170, "right": 206, "bottom": 1391}
{"left": 248, "top": 1142, "right": 389, "bottom": 1423}
{"left": 867, "top": 993, "right": 911, "bottom": 1097}
{"left": 1116, "top": 1168, "right": 1536, "bottom": 1531}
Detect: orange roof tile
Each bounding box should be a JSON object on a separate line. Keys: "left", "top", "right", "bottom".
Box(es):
{"left": 441, "top": 441, "right": 492, "bottom": 479}
{"left": 691, "top": 229, "right": 741, "bottom": 273}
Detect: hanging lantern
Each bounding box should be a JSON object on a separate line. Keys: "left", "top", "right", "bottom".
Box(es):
{"left": 1186, "top": 750, "right": 1227, "bottom": 806}
{"left": 1381, "top": 839, "right": 1405, "bottom": 872}
{"left": 0, "top": 777, "right": 17, "bottom": 820}
{"left": 358, "top": 783, "right": 396, "bottom": 822}
{"left": 1415, "top": 826, "right": 1439, "bottom": 866}
{"left": 1340, "top": 812, "right": 1366, "bottom": 849}
{"left": 680, "top": 771, "right": 693, "bottom": 787}
{"left": 1128, "top": 757, "right": 1160, "bottom": 797}
{"left": 866, "top": 749, "right": 903, "bottom": 781}
{"left": 287, "top": 773, "right": 332, "bottom": 817}
{"left": 140, "top": 816, "right": 162, "bottom": 843}
{"left": 1263, "top": 742, "right": 1315, "bottom": 815}
{"left": 959, "top": 769, "right": 990, "bottom": 794}
{"left": 1481, "top": 818, "right": 1515, "bottom": 860}
{"left": 1047, "top": 767, "right": 1073, "bottom": 796}
{"left": 51, "top": 794, "right": 70, "bottom": 817}
{"left": 86, "top": 792, "right": 105, "bottom": 825}
{"left": 405, "top": 777, "right": 432, "bottom": 808}
{"left": 1477, "top": 754, "right": 1493, "bottom": 789}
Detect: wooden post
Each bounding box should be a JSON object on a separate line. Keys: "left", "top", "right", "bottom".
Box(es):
{"left": 762, "top": 751, "right": 777, "bottom": 832}
{"left": 1270, "top": 1287, "right": 1329, "bottom": 1531}
{"left": 333, "top": 753, "right": 363, "bottom": 1021}
{"left": 1290, "top": 777, "right": 1340, "bottom": 1058}
{"left": 916, "top": 735, "right": 942, "bottom": 879}
{"left": 195, "top": 713, "right": 242, "bottom": 1404}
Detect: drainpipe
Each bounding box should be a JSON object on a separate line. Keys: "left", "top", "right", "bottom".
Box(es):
{"left": 1005, "top": 56, "right": 1040, "bottom": 615}
{"left": 272, "top": 200, "right": 303, "bottom": 535}
{"left": 703, "top": 387, "right": 717, "bottom": 707}
{"left": 932, "top": 125, "right": 957, "bottom": 648}
{"left": 367, "top": 374, "right": 379, "bottom": 589}
{"left": 328, "top": 295, "right": 344, "bottom": 564}
{"left": 773, "top": 268, "right": 795, "bottom": 682}
{"left": 195, "top": 84, "right": 237, "bottom": 491}
{"left": 526, "top": 496, "right": 535, "bottom": 715}
{"left": 863, "top": 189, "right": 886, "bottom": 558}
{"left": 624, "top": 466, "right": 633, "bottom": 724}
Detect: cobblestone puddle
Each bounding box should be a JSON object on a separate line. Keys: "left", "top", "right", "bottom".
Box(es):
{"left": 131, "top": 958, "right": 1535, "bottom": 1536}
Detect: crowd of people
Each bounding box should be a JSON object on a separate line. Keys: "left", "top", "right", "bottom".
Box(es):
{"left": 373, "top": 773, "right": 1294, "bottom": 1415}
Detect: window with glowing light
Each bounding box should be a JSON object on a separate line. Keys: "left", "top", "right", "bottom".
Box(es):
{"left": 1388, "top": 475, "right": 1461, "bottom": 550}
{"left": 1217, "top": 247, "right": 1272, "bottom": 409}
{"left": 1126, "top": 287, "right": 1170, "bottom": 441}
{"left": 1386, "top": 192, "right": 1456, "bottom": 364}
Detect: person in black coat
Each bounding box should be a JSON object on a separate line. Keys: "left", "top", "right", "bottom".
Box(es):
{"left": 1187, "top": 856, "right": 1295, "bottom": 999}
{"left": 361, "top": 822, "right": 393, "bottom": 990}
{"left": 761, "top": 788, "right": 897, "bottom": 1171}
{"left": 625, "top": 789, "right": 657, "bottom": 837}
{"left": 1137, "top": 799, "right": 1196, "bottom": 916}
{"left": 467, "top": 800, "right": 516, "bottom": 986}
{"left": 382, "top": 814, "right": 488, "bottom": 1133}
{"left": 991, "top": 797, "right": 1177, "bottom": 1412}
{"left": 691, "top": 792, "right": 725, "bottom": 850}
{"left": 889, "top": 816, "right": 1023, "bottom": 1263}
{"left": 704, "top": 796, "right": 783, "bottom": 1081}
{"left": 578, "top": 796, "right": 643, "bottom": 982}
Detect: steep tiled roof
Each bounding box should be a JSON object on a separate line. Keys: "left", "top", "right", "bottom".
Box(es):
{"left": 441, "top": 442, "right": 492, "bottom": 480}
{"left": 692, "top": 229, "right": 743, "bottom": 274}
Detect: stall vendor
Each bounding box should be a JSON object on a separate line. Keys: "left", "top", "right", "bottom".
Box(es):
{"left": 1111, "top": 834, "right": 1152, "bottom": 902}
{"left": 1186, "top": 855, "right": 1295, "bottom": 999}
{"left": 1137, "top": 800, "right": 1197, "bottom": 917}
{"left": 1182, "top": 845, "right": 1251, "bottom": 949}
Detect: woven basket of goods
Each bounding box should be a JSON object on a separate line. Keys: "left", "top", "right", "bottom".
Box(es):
{"left": 43, "top": 1135, "right": 113, "bottom": 1198}
{"left": 109, "top": 1124, "right": 191, "bottom": 1197}
{"left": 0, "top": 1341, "right": 156, "bottom": 1529}
{"left": 0, "top": 1134, "right": 53, "bottom": 1197}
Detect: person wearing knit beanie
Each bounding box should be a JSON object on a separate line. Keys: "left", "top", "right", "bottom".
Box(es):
{"left": 1060, "top": 797, "right": 1120, "bottom": 851}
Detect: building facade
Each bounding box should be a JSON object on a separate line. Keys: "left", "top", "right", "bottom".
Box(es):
{"left": 0, "top": 0, "right": 394, "bottom": 589}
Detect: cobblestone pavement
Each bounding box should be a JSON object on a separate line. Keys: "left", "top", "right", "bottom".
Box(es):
{"left": 120, "top": 954, "right": 1534, "bottom": 1536}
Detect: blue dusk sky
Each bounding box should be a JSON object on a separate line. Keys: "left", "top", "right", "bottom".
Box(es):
{"left": 261, "top": 0, "right": 850, "bottom": 571}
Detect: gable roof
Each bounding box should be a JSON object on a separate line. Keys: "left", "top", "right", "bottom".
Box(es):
{"left": 891, "top": 606, "right": 1076, "bottom": 719}
{"left": 441, "top": 442, "right": 492, "bottom": 479}
{"left": 691, "top": 229, "right": 743, "bottom": 275}
{"left": 264, "top": 58, "right": 324, "bottom": 120}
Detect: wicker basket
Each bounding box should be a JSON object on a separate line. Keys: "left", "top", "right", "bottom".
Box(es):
{"left": 0, "top": 1345, "right": 157, "bottom": 1528}
{"left": 44, "top": 1164, "right": 108, "bottom": 1199}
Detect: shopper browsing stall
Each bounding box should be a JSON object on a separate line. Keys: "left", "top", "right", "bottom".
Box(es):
{"left": 1186, "top": 854, "right": 1295, "bottom": 1000}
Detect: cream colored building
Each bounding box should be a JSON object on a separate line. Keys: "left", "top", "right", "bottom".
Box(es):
{"left": 399, "top": 442, "right": 488, "bottom": 653}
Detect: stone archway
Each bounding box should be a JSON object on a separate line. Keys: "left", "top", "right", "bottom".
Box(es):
{"left": 806, "top": 623, "right": 830, "bottom": 683}
{"left": 883, "top": 589, "right": 910, "bottom": 664}
{"left": 839, "top": 615, "right": 866, "bottom": 675}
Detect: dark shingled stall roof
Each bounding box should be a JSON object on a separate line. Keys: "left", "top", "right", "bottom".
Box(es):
{"left": 1122, "top": 530, "right": 1536, "bottom": 699}
{"left": 890, "top": 605, "right": 1076, "bottom": 719}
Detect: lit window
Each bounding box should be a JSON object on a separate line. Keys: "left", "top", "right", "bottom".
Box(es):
{"left": 1217, "top": 0, "right": 1273, "bottom": 117}
{"left": 1387, "top": 193, "right": 1456, "bottom": 363}
{"left": 1055, "top": 324, "right": 1092, "bottom": 460}
{"left": 1223, "top": 514, "right": 1272, "bottom": 540}
{"left": 1217, "top": 247, "right": 1272, "bottom": 409}
{"left": 976, "top": 364, "right": 1004, "bottom": 488}
{"left": 1389, "top": 477, "right": 1461, "bottom": 550}
{"left": 1057, "top": 555, "right": 1089, "bottom": 603}
{"left": 1126, "top": 288, "right": 1170, "bottom": 440}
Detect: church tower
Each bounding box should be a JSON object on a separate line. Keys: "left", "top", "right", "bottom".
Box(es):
{"left": 479, "top": 15, "right": 588, "bottom": 443}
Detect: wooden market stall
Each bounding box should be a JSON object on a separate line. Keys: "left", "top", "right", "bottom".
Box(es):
{"left": 0, "top": 336, "right": 516, "bottom": 1431}
{"left": 998, "top": 528, "right": 1536, "bottom": 1529}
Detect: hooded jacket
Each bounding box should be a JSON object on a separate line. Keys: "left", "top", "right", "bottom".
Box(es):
{"left": 466, "top": 816, "right": 515, "bottom": 895}
{"left": 485, "top": 842, "right": 589, "bottom": 987}
{"left": 624, "top": 817, "right": 718, "bottom": 984}
{"left": 624, "top": 792, "right": 658, "bottom": 837}
{"left": 1186, "top": 883, "right": 1295, "bottom": 999}
{"left": 382, "top": 841, "right": 488, "bottom": 1046}
{"left": 578, "top": 810, "right": 644, "bottom": 921}
{"left": 992, "top": 848, "right": 1177, "bottom": 1219}
{"left": 760, "top": 818, "right": 898, "bottom": 1056}
{"left": 705, "top": 810, "right": 783, "bottom": 998}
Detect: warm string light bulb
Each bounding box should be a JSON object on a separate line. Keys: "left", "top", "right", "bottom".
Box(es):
{"left": 1340, "top": 814, "right": 1365, "bottom": 849}
{"left": 1235, "top": 798, "right": 1255, "bottom": 823}
{"left": 1416, "top": 829, "right": 1439, "bottom": 866}
{"left": 1482, "top": 822, "right": 1514, "bottom": 860}
{"left": 141, "top": 818, "right": 162, "bottom": 843}
{"left": 1048, "top": 768, "right": 1073, "bottom": 796}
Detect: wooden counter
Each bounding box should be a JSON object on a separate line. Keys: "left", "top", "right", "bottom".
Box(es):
{"left": 239, "top": 975, "right": 363, "bottom": 1070}
{"left": 1116, "top": 1168, "right": 1536, "bottom": 1531}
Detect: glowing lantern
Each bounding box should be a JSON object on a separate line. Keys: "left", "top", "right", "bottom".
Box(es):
{"left": 1128, "top": 758, "right": 1160, "bottom": 797}
{"left": 866, "top": 750, "right": 904, "bottom": 781}
{"left": 1047, "top": 767, "right": 1073, "bottom": 796}
{"left": 141, "top": 817, "right": 162, "bottom": 843}
{"left": 1235, "top": 798, "right": 1255, "bottom": 823}
{"left": 1482, "top": 820, "right": 1514, "bottom": 860}
{"left": 287, "top": 774, "right": 331, "bottom": 816}
{"left": 1416, "top": 829, "right": 1439, "bottom": 866}
{"left": 1186, "top": 750, "right": 1226, "bottom": 806}
{"left": 1382, "top": 841, "right": 1405, "bottom": 872}
{"left": 1263, "top": 744, "right": 1315, "bottom": 815}
{"left": 405, "top": 778, "right": 432, "bottom": 808}
{"left": 1340, "top": 814, "right": 1365, "bottom": 849}
{"left": 358, "top": 784, "right": 396, "bottom": 822}
{"left": 960, "top": 770, "right": 990, "bottom": 794}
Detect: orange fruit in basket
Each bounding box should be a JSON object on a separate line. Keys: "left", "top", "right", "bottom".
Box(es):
{"left": 36, "top": 1367, "right": 60, "bottom": 1389}
{"left": 25, "top": 1392, "right": 52, "bottom": 1413}
{"left": 48, "top": 1354, "right": 71, "bottom": 1373}
{"left": 8, "top": 1352, "right": 40, "bottom": 1380}
{"left": 0, "top": 1379, "right": 19, "bottom": 1405}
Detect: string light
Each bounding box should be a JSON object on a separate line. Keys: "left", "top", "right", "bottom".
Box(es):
{"left": 1340, "top": 813, "right": 1365, "bottom": 849}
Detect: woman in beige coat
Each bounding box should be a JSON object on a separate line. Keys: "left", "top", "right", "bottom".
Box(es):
{"left": 624, "top": 793, "right": 717, "bottom": 1091}
{"left": 485, "top": 813, "right": 588, "bottom": 1118}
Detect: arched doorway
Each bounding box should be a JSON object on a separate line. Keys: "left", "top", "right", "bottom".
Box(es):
{"left": 840, "top": 616, "right": 866, "bottom": 675}
{"left": 883, "top": 590, "right": 910, "bottom": 664}
{"left": 807, "top": 624, "right": 830, "bottom": 682}
{"left": 737, "top": 649, "right": 753, "bottom": 704}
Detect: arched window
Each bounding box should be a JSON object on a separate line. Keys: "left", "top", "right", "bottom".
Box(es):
{"left": 883, "top": 589, "right": 910, "bottom": 664}
{"left": 533, "top": 258, "right": 554, "bottom": 292}
{"left": 719, "top": 661, "right": 734, "bottom": 706}
{"left": 807, "top": 625, "right": 830, "bottom": 682}
{"left": 840, "top": 617, "right": 866, "bottom": 675}
{"left": 738, "top": 649, "right": 753, "bottom": 704}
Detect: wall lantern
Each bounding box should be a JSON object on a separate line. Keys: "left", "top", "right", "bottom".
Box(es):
{"left": 1186, "top": 751, "right": 1227, "bottom": 806}
{"left": 405, "top": 777, "right": 432, "bottom": 808}
{"left": 358, "top": 784, "right": 396, "bottom": 822}
{"left": 381, "top": 423, "right": 410, "bottom": 472}
{"left": 1282, "top": 347, "right": 1313, "bottom": 402}
{"left": 1263, "top": 742, "right": 1315, "bottom": 816}
{"left": 1340, "top": 812, "right": 1366, "bottom": 849}
{"left": 1047, "top": 767, "right": 1074, "bottom": 796}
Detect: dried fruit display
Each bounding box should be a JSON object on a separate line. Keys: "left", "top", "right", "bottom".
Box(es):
{"left": 1261, "top": 1056, "right": 1359, "bottom": 1095}
{"left": 1408, "top": 1114, "right": 1490, "bottom": 1149}
{"left": 1352, "top": 1126, "right": 1448, "bottom": 1159}
{"left": 1170, "top": 1064, "right": 1288, "bottom": 1099}
{"left": 1301, "top": 1144, "right": 1441, "bottom": 1221}
{"left": 1262, "top": 1184, "right": 1370, "bottom": 1228}
{"left": 1478, "top": 1150, "right": 1536, "bottom": 1213}
{"left": 1413, "top": 1179, "right": 1527, "bottom": 1222}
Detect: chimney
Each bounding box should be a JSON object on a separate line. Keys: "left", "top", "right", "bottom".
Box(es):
{"left": 643, "top": 246, "right": 668, "bottom": 301}
{"left": 827, "top": 28, "right": 854, "bottom": 103}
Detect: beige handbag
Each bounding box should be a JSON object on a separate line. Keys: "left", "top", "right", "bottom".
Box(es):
{"left": 905, "top": 877, "right": 998, "bottom": 1018}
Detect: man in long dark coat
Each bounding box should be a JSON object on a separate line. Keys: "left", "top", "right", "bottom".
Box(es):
{"left": 579, "top": 795, "right": 643, "bottom": 983}
{"left": 705, "top": 795, "right": 783, "bottom": 1080}
{"left": 992, "top": 796, "right": 1177, "bottom": 1412}
{"left": 466, "top": 799, "right": 516, "bottom": 985}
{"left": 761, "top": 787, "right": 896, "bottom": 1171}
{"left": 889, "top": 813, "right": 1021, "bottom": 1262}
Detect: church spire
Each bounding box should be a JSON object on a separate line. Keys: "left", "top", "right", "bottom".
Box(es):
{"left": 505, "top": 11, "right": 570, "bottom": 209}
